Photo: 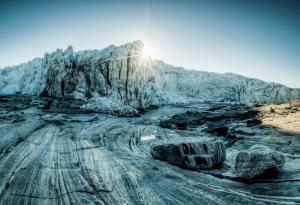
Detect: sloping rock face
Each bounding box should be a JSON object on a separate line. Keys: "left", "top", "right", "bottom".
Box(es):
{"left": 0, "top": 97, "right": 300, "bottom": 204}
{"left": 150, "top": 140, "right": 226, "bottom": 169}
{"left": 42, "top": 41, "right": 159, "bottom": 110}
{"left": 235, "top": 145, "right": 285, "bottom": 179}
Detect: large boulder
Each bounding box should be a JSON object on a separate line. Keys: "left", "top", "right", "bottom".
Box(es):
{"left": 150, "top": 140, "right": 226, "bottom": 170}
{"left": 235, "top": 145, "right": 285, "bottom": 179}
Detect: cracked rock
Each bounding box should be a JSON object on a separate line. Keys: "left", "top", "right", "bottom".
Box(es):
{"left": 150, "top": 140, "right": 226, "bottom": 169}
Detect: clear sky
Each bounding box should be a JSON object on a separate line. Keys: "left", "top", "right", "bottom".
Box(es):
{"left": 0, "top": 0, "right": 300, "bottom": 88}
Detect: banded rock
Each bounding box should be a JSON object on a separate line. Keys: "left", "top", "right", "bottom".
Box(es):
{"left": 150, "top": 140, "right": 226, "bottom": 170}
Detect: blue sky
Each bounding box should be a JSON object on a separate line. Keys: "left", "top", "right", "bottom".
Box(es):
{"left": 0, "top": 0, "right": 300, "bottom": 88}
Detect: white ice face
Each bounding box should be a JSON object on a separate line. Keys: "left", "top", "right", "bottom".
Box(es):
{"left": 0, "top": 40, "right": 299, "bottom": 115}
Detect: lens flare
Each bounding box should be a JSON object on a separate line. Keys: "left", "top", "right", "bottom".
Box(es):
{"left": 143, "top": 44, "right": 152, "bottom": 57}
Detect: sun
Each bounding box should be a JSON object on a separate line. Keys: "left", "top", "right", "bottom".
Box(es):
{"left": 142, "top": 43, "right": 153, "bottom": 57}
{"left": 136, "top": 41, "right": 158, "bottom": 68}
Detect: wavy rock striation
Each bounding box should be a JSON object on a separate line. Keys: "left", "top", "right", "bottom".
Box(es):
{"left": 0, "top": 96, "right": 300, "bottom": 204}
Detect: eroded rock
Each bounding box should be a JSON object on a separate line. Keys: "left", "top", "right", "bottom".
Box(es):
{"left": 150, "top": 140, "right": 226, "bottom": 169}
{"left": 235, "top": 145, "right": 285, "bottom": 179}
{"left": 159, "top": 108, "right": 260, "bottom": 130}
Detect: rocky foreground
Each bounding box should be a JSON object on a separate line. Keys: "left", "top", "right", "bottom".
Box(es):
{"left": 0, "top": 95, "right": 299, "bottom": 205}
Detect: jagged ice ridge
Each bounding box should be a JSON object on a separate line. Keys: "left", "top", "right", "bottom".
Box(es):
{"left": 0, "top": 41, "right": 299, "bottom": 114}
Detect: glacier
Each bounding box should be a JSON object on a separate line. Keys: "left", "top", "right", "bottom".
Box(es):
{"left": 0, "top": 41, "right": 299, "bottom": 115}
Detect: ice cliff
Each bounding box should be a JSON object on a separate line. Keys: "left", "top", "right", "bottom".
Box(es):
{"left": 154, "top": 61, "right": 300, "bottom": 104}
{"left": 0, "top": 41, "right": 299, "bottom": 114}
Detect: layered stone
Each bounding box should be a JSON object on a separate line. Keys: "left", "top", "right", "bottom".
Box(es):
{"left": 151, "top": 140, "right": 226, "bottom": 169}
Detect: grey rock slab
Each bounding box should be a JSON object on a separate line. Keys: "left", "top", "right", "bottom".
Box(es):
{"left": 151, "top": 140, "right": 226, "bottom": 169}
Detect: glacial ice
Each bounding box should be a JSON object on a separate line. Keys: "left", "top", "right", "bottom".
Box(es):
{"left": 1, "top": 41, "right": 299, "bottom": 115}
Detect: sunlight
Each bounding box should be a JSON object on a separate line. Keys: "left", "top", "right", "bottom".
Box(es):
{"left": 136, "top": 41, "right": 156, "bottom": 68}
{"left": 142, "top": 44, "right": 153, "bottom": 57}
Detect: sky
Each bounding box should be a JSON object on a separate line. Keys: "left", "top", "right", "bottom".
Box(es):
{"left": 0, "top": 0, "right": 300, "bottom": 88}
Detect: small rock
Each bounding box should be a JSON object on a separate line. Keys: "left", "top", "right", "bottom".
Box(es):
{"left": 246, "top": 118, "right": 262, "bottom": 127}
{"left": 235, "top": 145, "right": 285, "bottom": 179}
{"left": 233, "top": 127, "right": 256, "bottom": 136}
{"left": 205, "top": 122, "right": 228, "bottom": 136}
{"left": 151, "top": 140, "right": 226, "bottom": 170}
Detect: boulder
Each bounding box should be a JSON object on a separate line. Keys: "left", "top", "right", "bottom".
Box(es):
{"left": 150, "top": 140, "right": 226, "bottom": 170}
{"left": 235, "top": 145, "right": 285, "bottom": 179}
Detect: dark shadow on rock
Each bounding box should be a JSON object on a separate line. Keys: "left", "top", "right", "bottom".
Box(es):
{"left": 159, "top": 104, "right": 261, "bottom": 130}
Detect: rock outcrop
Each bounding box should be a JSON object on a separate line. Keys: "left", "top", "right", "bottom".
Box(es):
{"left": 235, "top": 145, "right": 285, "bottom": 179}
{"left": 150, "top": 140, "right": 226, "bottom": 169}
{"left": 159, "top": 106, "right": 259, "bottom": 130}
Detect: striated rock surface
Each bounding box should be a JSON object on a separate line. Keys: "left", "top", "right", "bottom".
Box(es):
{"left": 235, "top": 145, "right": 285, "bottom": 179}
{"left": 150, "top": 140, "right": 226, "bottom": 169}
{"left": 0, "top": 95, "right": 300, "bottom": 204}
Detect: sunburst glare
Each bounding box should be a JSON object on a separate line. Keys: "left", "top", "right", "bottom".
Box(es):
{"left": 142, "top": 44, "right": 153, "bottom": 57}
{"left": 136, "top": 42, "right": 155, "bottom": 68}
